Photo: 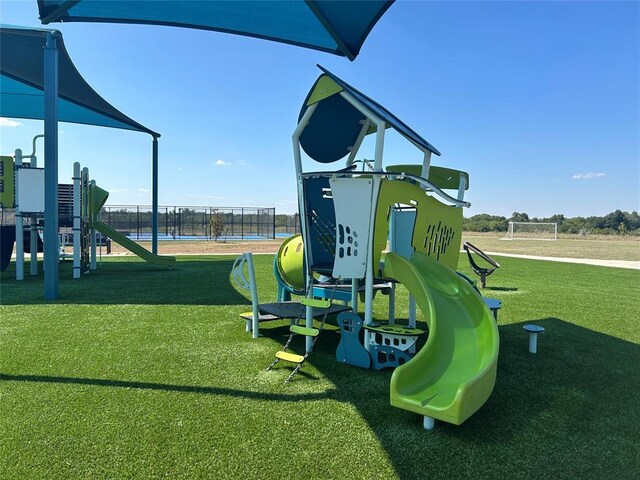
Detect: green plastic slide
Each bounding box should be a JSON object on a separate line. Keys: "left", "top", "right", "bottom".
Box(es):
{"left": 93, "top": 221, "right": 176, "bottom": 268}
{"left": 383, "top": 251, "right": 499, "bottom": 425}
{"left": 90, "top": 183, "right": 175, "bottom": 268}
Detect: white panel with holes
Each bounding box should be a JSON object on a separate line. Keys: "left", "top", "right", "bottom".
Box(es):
{"left": 329, "top": 176, "right": 375, "bottom": 279}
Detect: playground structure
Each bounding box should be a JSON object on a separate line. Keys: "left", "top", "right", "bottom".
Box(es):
{"left": 0, "top": 136, "right": 175, "bottom": 277}
{"left": 235, "top": 67, "right": 500, "bottom": 429}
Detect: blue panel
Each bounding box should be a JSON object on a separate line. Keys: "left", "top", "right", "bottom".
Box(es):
{"left": 1, "top": 26, "right": 157, "bottom": 135}
{"left": 299, "top": 93, "right": 365, "bottom": 163}
{"left": 302, "top": 176, "right": 336, "bottom": 273}
{"left": 38, "top": 1, "right": 395, "bottom": 60}
{"left": 1, "top": 76, "right": 136, "bottom": 131}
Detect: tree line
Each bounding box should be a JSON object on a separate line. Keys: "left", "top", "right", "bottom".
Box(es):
{"left": 463, "top": 210, "right": 640, "bottom": 235}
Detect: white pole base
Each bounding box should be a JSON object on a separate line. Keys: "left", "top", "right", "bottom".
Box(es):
{"left": 423, "top": 416, "right": 435, "bottom": 430}
{"left": 529, "top": 333, "right": 538, "bottom": 353}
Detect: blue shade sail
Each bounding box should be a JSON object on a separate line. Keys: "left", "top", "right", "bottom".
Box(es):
{"left": 299, "top": 65, "right": 440, "bottom": 164}
{"left": 37, "top": 0, "right": 394, "bottom": 61}
{"left": 0, "top": 25, "right": 158, "bottom": 136}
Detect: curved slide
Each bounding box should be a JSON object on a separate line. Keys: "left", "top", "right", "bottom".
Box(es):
{"left": 93, "top": 221, "right": 176, "bottom": 268}
{"left": 383, "top": 251, "right": 499, "bottom": 425}
{"left": 90, "top": 184, "right": 175, "bottom": 268}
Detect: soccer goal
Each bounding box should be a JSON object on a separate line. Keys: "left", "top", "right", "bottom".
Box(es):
{"left": 503, "top": 222, "right": 558, "bottom": 241}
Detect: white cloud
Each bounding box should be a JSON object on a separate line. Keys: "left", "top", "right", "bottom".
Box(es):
{"left": 178, "top": 167, "right": 183, "bottom": 171}
{"left": 237, "top": 159, "right": 247, "bottom": 166}
{"left": 572, "top": 172, "right": 607, "bottom": 180}
{"left": 138, "top": 188, "right": 151, "bottom": 193}
{"left": 108, "top": 188, "right": 127, "bottom": 194}
{"left": 0, "top": 118, "right": 23, "bottom": 128}
{"left": 215, "top": 159, "right": 231, "bottom": 166}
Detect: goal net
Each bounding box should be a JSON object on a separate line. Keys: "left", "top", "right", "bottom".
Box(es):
{"left": 503, "top": 222, "right": 558, "bottom": 241}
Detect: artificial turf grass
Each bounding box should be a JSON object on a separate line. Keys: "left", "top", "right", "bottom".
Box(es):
{"left": 1, "top": 254, "right": 639, "bottom": 479}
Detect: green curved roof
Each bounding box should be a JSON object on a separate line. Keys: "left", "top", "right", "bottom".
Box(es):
{"left": 299, "top": 65, "right": 440, "bottom": 163}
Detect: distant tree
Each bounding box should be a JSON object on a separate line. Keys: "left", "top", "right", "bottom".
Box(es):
{"left": 209, "top": 210, "right": 225, "bottom": 242}
{"left": 510, "top": 212, "right": 530, "bottom": 222}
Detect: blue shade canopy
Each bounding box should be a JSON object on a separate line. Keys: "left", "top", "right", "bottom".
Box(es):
{"left": 0, "top": 25, "right": 158, "bottom": 136}
{"left": 37, "top": 0, "right": 394, "bottom": 61}
{"left": 299, "top": 65, "right": 440, "bottom": 164}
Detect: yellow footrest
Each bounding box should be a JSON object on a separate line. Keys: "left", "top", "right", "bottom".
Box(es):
{"left": 300, "top": 298, "right": 331, "bottom": 309}
{"left": 275, "top": 351, "right": 305, "bottom": 364}
{"left": 290, "top": 325, "right": 319, "bottom": 337}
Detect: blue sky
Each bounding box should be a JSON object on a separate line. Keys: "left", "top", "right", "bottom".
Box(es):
{"left": 1, "top": 1, "right": 638, "bottom": 217}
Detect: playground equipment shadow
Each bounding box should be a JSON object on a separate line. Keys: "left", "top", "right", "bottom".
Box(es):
{"left": 259, "top": 317, "right": 640, "bottom": 479}
{"left": 0, "top": 257, "right": 250, "bottom": 306}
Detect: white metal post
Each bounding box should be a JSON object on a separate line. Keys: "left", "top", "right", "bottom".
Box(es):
{"left": 373, "top": 121, "right": 385, "bottom": 172}
{"left": 363, "top": 176, "right": 382, "bottom": 350}
{"left": 291, "top": 103, "right": 319, "bottom": 354}
{"left": 457, "top": 173, "right": 467, "bottom": 203}
{"left": 90, "top": 178, "right": 97, "bottom": 270}
{"left": 351, "top": 278, "right": 358, "bottom": 313}
{"left": 346, "top": 119, "right": 372, "bottom": 167}
{"left": 245, "top": 252, "right": 260, "bottom": 339}
{"left": 43, "top": 31, "right": 60, "bottom": 300}
{"left": 420, "top": 151, "right": 432, "bottom": 180}
{"left": 72, "top": 162, "right": 81, "bottom": 279}
{"left": 29, "top": 155, "right": 38, "bottom": 276}
{"left": 14, "top": 149, "right": 24, "bottom": 281}
{"left": 408, "top": 295, "right": 417, "bottom": 329}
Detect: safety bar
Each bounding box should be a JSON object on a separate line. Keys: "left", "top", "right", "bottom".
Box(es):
{"left": 300, "top": 171, "right": 471, "bottom": 208}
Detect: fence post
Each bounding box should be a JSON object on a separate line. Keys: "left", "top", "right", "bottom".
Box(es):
{"left": 136, "top": 205, "right": 140, "bottom": 240}
{"left": 241, "top": 207, "right": 244, "bottom": 239}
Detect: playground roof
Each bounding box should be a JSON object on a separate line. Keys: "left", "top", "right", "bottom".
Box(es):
{"left": 37, "top": 0, "right": 394, "bottom": 61}
{"left": 0, "top": 25, "right": 159, "bottom": 137}
{"left": 299, "top": 66, "right": 440, "bottom": 163}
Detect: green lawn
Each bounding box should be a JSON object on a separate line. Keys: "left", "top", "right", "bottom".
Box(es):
{"left": 1, "top": 255, "right": 639, "bottom": 479}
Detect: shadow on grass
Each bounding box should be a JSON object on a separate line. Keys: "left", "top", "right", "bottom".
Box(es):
{"left": 484, "top": 286, "right": 518, "bottom": 292}
{"left": 297, "top": 317, "right": 640, "bottom": 479}
{"left": 2, "top": 316, "right": 638, "bottom": 478}
{"left": 0, "top": 258, "right": 249, "bottom": 306}
{"left": 0, "top": 372, "right": 332, "bottom": 402}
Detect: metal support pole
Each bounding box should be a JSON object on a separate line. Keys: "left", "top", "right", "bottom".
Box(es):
{"left": 43, "top": 31, "right": 60, "bottom": 300}
{"left": 151, "top": 136, "right": 159, "bottom": 254}
{"left": 408, "top": 295, "right": 417, "bottom": 329}
{"left": 14, "top": 150, "right": 24, "bottom": 281}
{"left": 351, "top": 278, "right": 358, "bottom": 313}
{"left": 72, "top": 162, "right": 81, "bottom": 278}
{"left": 29, "top": 155, "right": 38, "bottom": 276}
{"left": 421, "top": 151, "right": 432, "bottom": 182}
{"left": 90, "top": 179, "right": 97, "bottom": 270}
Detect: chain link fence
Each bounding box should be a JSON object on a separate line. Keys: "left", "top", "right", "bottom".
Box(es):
{"left": 100, "top": 206, "right": 276, "bottom": 240}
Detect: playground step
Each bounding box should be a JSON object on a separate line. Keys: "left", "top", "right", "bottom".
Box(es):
{"left": 300, "top": 298, "right": 331, "bottom": 309}
{"left": 290, "top": 325, "right": 319, "bottom": 337}
{"left": 275, "top": 351, "right": 305, "bottom": 364}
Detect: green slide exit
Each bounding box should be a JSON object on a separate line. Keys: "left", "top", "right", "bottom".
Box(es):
{"left": 383, "top": 251, "right": 499, "bottom": 425}
{"left": 90, "top": 183, "right": 175, "bottom": 268}
{"left": 93, "top": 221, "right": 176, "bottom": 268}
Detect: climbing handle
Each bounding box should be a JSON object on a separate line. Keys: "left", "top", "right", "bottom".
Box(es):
{"left": 232, "top": 253, "right": 251, "bottom": 291}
